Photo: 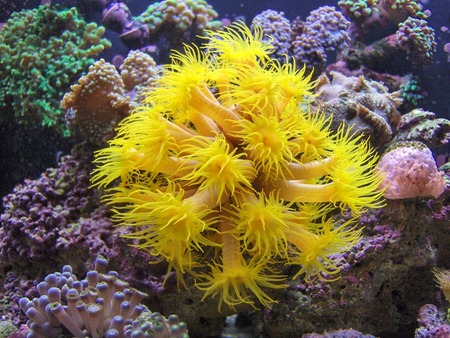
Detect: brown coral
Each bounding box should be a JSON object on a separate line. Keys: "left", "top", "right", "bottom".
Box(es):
{"left": 61, "top": 59, "right": 134, "bottom": 146}
{"left": 314, "top": 71, "right": 402, "bottom": 148}
{"left": 394, "top": 108, "right": 450, "bottom": 148}
{"left": 119, "top": 50, "right": 161, "bottom": 93}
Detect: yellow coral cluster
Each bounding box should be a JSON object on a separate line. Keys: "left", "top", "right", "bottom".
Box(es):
{"left": 91, "top": 22, "right": 384, "bottom": 310}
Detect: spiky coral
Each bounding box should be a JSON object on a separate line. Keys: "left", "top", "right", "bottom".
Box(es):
{"left": 91, "top": 22, "right": 383, "bottom": 310}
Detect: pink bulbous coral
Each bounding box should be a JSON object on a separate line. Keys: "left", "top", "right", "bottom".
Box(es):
{"left": 377, "top": 141, "right": 446, "bottom": 199}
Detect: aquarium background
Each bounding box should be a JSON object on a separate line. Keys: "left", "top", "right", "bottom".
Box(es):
{"left": 0, "top": 1, "right": 449, "bottom": 338}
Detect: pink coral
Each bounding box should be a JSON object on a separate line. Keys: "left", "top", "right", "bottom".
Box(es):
{"left": 377, "top": 141, "right": 446, "bottom": 199}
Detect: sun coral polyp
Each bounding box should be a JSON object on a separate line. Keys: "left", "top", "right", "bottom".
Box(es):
{"left": 91, "top": 22, "right": 384, "bottom": 310}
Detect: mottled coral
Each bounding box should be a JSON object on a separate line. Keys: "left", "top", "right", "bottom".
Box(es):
{"left": 303, "top": 329, "right": 376, "bottom": 338}
{"left": 396, "top": 17, "right": 437, "bottom": 66}
{"left": 0, "top": 4, "right": 111, "bottom": 136}
{"left": 0, "top": 270, "right": 37, "bottom": 327}
{"left": 131, "top": 311, "right": 189, "bottom": 338}
{"left": 61, "top": 59, "right": 134, "bottom": 146}
{"left": 377, "top": 141, "right": 446, "bottom": 199}
{"left": 338, "top": 0, "right": 379, "bottom": 21}
{"left": 292, "top": 6, "right": 350, "bottom": 70}
{"left": 100, "top": 0, "right": 222, "bottom": 58}
{"left": 119, "top": 50, "right": 161, "bottom": 92}
{"left": 394, "top": 108, "right": 450, "bottom": 148}
{"left": 61, "top": 51, "right": 162, "bottom": 146}
{"left": 19, "top": 256, "right": 188, "bottom": 338}
{"left": 399, "top": 75, "right": 425, "bottom": 112}
{"left": 0, "top": 147, "right": 100, "bottom": 274}
{"left": 0, "top": 146, "right": 158, "bottom": 287}
{"left": 0, "top": 320, "right": 18, "bottom": 337}
{"left": 415, "top": 304, "right": 450, "bottom": 337}
{"left": 256, "top": 186, "right": 450, "bottom": 337}
{"left": 252, "top": 10, "right": 292, "bottom": 63}
{"left": 339, "top": 0, "right": 427, "bottom": 40}
{"left": 314, "top": 71, "right": 402, "bottom": 148}
{"left": 139, "top": 0, "right": 221, "bottom": 34}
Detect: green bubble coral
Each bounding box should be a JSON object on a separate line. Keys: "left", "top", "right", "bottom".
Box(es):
{"left": 91, "top": 22, "right": 384, "bottom": 310}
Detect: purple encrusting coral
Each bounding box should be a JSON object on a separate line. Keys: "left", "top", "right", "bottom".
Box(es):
{"left": 19, "top": 255, "right": 188, "bottom": 338}
{"left": 415, "top": 304, "right": 450, "bottom": 337}
{"left": 0, "top": 146, "right": 161, "bottom": 281}
{"left": 0, "top": 146, "right": 98, "bottom": 274}
{"left": 0, "top": 146, "right": 169, "bottom": 328}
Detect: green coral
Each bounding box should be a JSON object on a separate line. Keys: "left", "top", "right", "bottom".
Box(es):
{"left": 338, "top": 0, "right": 379, "bottom": 19}
{"left": 0, "top": 321, "right": 17, "bottom": 338}
{"left": 400, "top": 76, "right": 424, "bottom": 111}
{"left": 396, "top": 17, "right": 436, "bottom": 66}
{"left": 139, "top": 0, "right": 222, "bottom": 35}
{"left": 0, "top": 4, "right": 111, "bottom": 136}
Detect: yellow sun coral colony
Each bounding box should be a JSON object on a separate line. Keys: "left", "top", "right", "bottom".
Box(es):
{"left": 91, "top": 22, "right": 384, "bottom": 311}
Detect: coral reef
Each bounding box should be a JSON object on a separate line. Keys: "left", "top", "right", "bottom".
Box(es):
{"left": 334, "top": 0, "right": 437, "bottom": 83}
{"left": 303, "top": 329, "right": 376, "bottom": 338}
{"left": 95, "top": 0, "right": 222, "bottom": 61}
{"left": 415, "top": 304, "right": 450, "bottom": 337}
{"left": 396, "top": 17, "right": 437, "bottom": 66}
{"left": 292, "top": 6, "right": 351, "bottom": 72}
{"left": 256, "top": 178, "right": 450, "bottom": 336}
{"left": 377, "top": 141, "right": 446, "bottom": 199}
{"left": 393, "top": 109, "right": 450, "bottom": 149}
{"left": 19, "top": 255, "right": 188, "bottom": 337}
{"left": 91, "top": 22, "right": 383, "bottom": 312}
{"left": 61, "top": 59, "right": 134, "bottom": 146}
{"left": 61, "top": 51, "right": 162, "bottom": 146}
{"left": 314, "top": 71, "right": 402, "bottom": 148}
{"left": 0, "top": 4, "right": 111, "bottom": 136}
{"left": 252, "top": 10, "right": 292, "bottom": 63}
{"left": 0, "top": 2, "right": 448, "bottom": 338}
{"left": 339, "top": 0, "right": 428, "bottom": 41}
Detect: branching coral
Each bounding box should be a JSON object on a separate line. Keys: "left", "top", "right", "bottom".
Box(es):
{"left": 339, "top": 0, "right": 427, "bottom": 39}
{"left": 396, "top": 17, "right": 436, "bottom": 66}
{"left": 292, "top": 6, "right": 351, "bottom": 71}
{"left": 91, "top": 22, "right": 384, "bottom": 311}
{"left": 99, "top": 0, "right": 222, "bottom": 58}
{"left": 19, "top": 256, "right": 188, "bottom": 338}
{"left": 252, "top": 10, "right": 292, "bottom": 63}
{"left": 0, "top": 4, "right": 111, "bottom": 136}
